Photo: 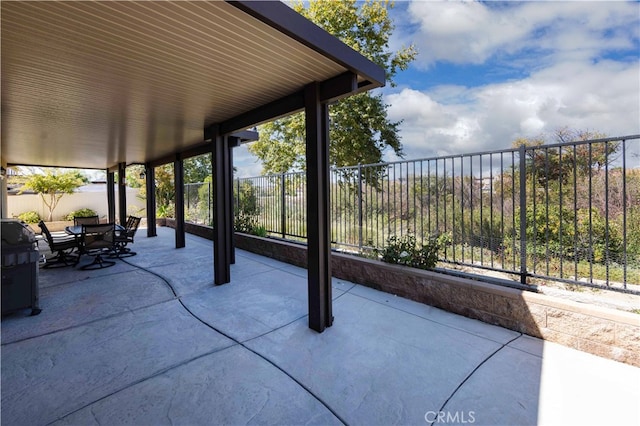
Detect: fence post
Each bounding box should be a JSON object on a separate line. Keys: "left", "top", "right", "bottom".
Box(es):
{"left": 358, "top": 164, "right": 363, "bottom": 251}
{"left": 519, "top": 145, "right": 528, "bottom": 285}
{"left": 188, "top": 183, "right": 191, "bottom": 210}
{"left": 281, "top": 173, "right": 286, "bottom": 238}
{"left": 210, "top": 181, "right": 214, "bottom": 227}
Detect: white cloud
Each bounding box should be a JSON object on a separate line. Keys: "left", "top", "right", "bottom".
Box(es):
{"left": 380, "top": 0, "right": 640, "bottom": 161}
{"left": 405, "top": 1, "right": 639, "bottom": 68}
{"left": 233, "top": 144, "right": 264, "bottom": 178}
{"left": 234, "top": 1, "right": 640, "bottom": 177}
{"left": 386, "top": 59, "right": 640, "bottom": 160}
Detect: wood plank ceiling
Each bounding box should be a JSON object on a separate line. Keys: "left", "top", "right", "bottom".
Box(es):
{"left": 1, "top": 1, "right": 376, "bottom": 170}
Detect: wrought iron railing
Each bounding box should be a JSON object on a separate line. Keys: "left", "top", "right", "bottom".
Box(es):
{"left": 186, "top": 135, "right": 640, "bottom": 293}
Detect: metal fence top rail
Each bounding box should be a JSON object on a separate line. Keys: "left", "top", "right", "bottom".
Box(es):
{"left": 236, "top": 134, "right": 640, "bottom": 179}
{"left": 221, "top": 134, "right": 640, "bottom": 294}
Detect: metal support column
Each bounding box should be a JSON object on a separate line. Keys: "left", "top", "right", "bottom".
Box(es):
{"left": 212, "top": 130, "right": 232, "bottom": 285}
{"left": 107, "top": 170, "right": 116, "bottom": 223}
{"left": 0, "top": 168, "right": 7, "bottom": 218}
{"left": 174, "top": 154, "right": 186, "bottom": 248}
{"left": 305, "top": 82, "right": 333, "bottom": 332}
{"left": 228, "top": 137, "right": 241, "bottom": 265}
{"left": 145, "top": 163, "right": 157, "bottom": 237}
{"left": 117, "top": 162, "right": 127, "bottom": 226}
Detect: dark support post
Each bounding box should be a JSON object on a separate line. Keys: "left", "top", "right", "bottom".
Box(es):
{"left": 212, "top": 129, "right": 232, "bottom": 284}
{"left": 305, "top": 82, "right": 333, "bottom": 332}
{"left": 228, "top": 137, "right": 241, "bottom": 265}
{"left": 107, "top": 170, "right": 116, "bottom": 223}
{"left": 117, "top": 162, "right": 127, "bottom": 225}
{"left": 145, "top": 163, "right": 157, "bottom": 237}
{"left": 174, "top": 154, "right": 186, "bottom": 248}
{"left": 0, "top": 168, "right": 6, "bottom": 218}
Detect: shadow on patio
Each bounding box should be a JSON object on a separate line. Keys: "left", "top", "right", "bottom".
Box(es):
{"left": 2, "top": 227, "right": 639, "bottom": 425}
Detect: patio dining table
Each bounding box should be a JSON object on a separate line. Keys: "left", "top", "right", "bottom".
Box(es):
{"left": 65, "top": 223, "right": 125, "bottom": 269}
{"left": 65, "top": 224, "right": 125, "bottom": 236}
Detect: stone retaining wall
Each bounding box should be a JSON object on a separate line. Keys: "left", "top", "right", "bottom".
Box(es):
{"left": 159, "top": 221, "right": 640, "bottom": 366}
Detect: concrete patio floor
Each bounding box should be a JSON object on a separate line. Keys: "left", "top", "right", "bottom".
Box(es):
{"left": 2, "top": 227, "right": 639, "bottom": 426}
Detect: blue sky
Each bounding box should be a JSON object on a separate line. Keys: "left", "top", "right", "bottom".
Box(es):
{"left": 234, "top": 0, "right": 640, "bottom": 176}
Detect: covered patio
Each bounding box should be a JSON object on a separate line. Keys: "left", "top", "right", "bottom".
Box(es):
{"left": 2, "top": 227, "right": 639, "bottom": 425}
{"left": 2, "top": 0, "right": 386, "bottom": 332}
{"left": 3, "top": 2, "right": 640, "bottom": 425}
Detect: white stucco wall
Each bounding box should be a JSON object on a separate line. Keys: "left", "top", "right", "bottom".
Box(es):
{"left": 7, "top": 184, "right": 145, "bottom": 221}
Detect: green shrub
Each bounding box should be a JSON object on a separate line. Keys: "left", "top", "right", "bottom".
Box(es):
{"left": 17, "top": 211, "right": 41, "bottom": 224}
{"left": 157, "top": 204, "right": 175, "bottom": 219}
{"left": 254, "top": 225, "right": 268, "bottom": 238}
{"left": 517, "top": 205, "right": 623, "bottom": 264}
{"left": 235, "top": 212, "right": 261, "bottom": 235}
{"left": 65, "top": 208, "right": 97, "bottom": 220}
{"left": 234, "top": 212, "right": 268, "bottom": 237}
{"left": 234, "top": 181, "right": 260, "bottom": 217}
{"left": 377, "top": 234, "right": 446, "bottom": 270}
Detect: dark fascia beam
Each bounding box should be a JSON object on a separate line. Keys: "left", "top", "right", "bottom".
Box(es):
{"left": 145, "top": 130, "right": 259, "bottom": 169}
{"left": 146, "top": 156, "right": 172, "bottom": 169}
{"left": 214, "top": 72, "right": 358, "bottom": 136}
{"left": 230, "top": 130, "right": 259, "bottom": 143}
{"left": 229, "top": 1, "right": 385, "bottom": 88}
{"left": 216, "top": 91, "right": 305, "bottom": 137}
{"left": 181, "top": 142, "right": 214, "bottom": 160}
{"left": 319, "top": 72, "right": 357, "bottom": 104}
{"left": 8, "top": 162, "right": 112, "bottom": 172}
{"left": 203, "top": 128, "right": 259, "bottom": 144}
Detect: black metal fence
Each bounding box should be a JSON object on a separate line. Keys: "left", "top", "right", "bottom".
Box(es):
{"left": 187, "top": 135, "right": 640, "bottom": 293}
{"left": 185, "top": 182, "right": 212, "bottom": 226}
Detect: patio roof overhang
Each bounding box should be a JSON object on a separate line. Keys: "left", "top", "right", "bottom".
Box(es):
{"left": 1, "top": 0, "right": 384, "bottom": 170}
{"left": 1, "top": 0, "right": 386, "bottom": 333}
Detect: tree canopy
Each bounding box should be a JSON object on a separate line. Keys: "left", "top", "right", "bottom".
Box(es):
{"left": 21, "top": 169, "right": 88, "bottom": 221}
{"left": 248, "top": 0, "right": 417, "bottom": 175}
{"left": 512, "top": 128, "right": 613, "bottom": 185}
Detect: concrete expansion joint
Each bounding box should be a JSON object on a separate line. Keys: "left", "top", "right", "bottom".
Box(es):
{"left": 428, "top": 333, "right": 524, "bottom": 426}
{"left": 120, "top": 258, "right": 179, "bottom": 299}
{"left": 175, "top": 288, "right": 348, "bottom": 424}
{"left": 119, "top": 257, "right": 348, "bottom": 423}
{"left": 52, "top": 344, "right": 239, "bottom": 425}
{"left": 1, "top": 301, "right": 170, "bottom": 347}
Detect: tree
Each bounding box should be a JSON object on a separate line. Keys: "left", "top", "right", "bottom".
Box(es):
{"left": 125, "top": 164, "right": 145, "bottom": 189}
{"left": 512, "top": 128, "right": 613, "bottom": 186}
{"left": 510, "top": 128, "right": 630, "bottom": 265}
{"left": 184, "top": 154, "right": 212, "bottom": 183}
{"left": 125, "top": 164, "right": 177, "bottom": 218}
{"left": 21, "top": 169, "right": 88, "bottom": 221}
{"left": 248, "top": 0, "right": 417, "bottom": 177}
{"left": 554, "top": 128, "right": 616, "bottom": 174}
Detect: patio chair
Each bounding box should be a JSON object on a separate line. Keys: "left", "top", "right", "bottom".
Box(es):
{"left": 111, "top": 216, "right": 141, "bottom": 258}
{"left": 38, "top": 221, "right": 81, "bottom": 268}
{"left": 79, "top": 223, "right": 116, "bottom": 270}
{"left": 73, "top": 215, "right": 99, "bottom": 226}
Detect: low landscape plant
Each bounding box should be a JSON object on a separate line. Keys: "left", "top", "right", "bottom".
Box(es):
{"left": 157, "top": 204, "right": 175, "bottom": 219}
{"left": 377, "top": 233, "right": 448, "bottom": 270}
{"left": 65, "top": 208, "right": 97, "bottom": 220}
{"left": 17, "top": 210, "right": 41, "bottom": 224}
{"left": 235, "top": 211, "right": 268, "bottom": 237}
